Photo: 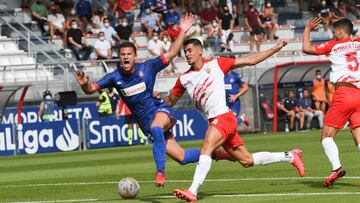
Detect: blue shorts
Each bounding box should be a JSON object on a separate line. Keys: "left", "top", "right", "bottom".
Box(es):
{"left": 227, "top": 101, "right": 241, "bottom": 116}
{"left": 137, "top": 102, "right": 177, "bottom": 140}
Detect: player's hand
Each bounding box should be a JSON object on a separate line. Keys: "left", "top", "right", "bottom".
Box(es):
{"left": 179, "top": 13, "right": 195, "bottom": 33}
{"left": 74, "top": 70, "right": 89, "bottom": 86}
{"left": 228, "top": 94, "right": 237, "bottom": 103}
{"left": 273, "top": 40, "right": 288, "bottom": 51}
{"left": 152, "top": 91, "right": 161, "bottom": 99}
{"left": 306, "top": 17, "right": 322, "bottom": 31}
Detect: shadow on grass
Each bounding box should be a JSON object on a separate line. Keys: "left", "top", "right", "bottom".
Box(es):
{"left": 301, "top": 180, "right": 358, "bottom": 189}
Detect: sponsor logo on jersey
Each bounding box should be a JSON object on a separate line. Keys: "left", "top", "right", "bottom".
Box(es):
{"left": 224, "top": 84, "right": 232, "bottom": 90}
{"left": 120, "top": 82, "right": 146, "bottom": 96}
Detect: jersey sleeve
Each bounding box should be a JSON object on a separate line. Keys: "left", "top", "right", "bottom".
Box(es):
{"left": 234, "top": 72, "right": 244, "bottom": 86}
{"left": 217, "top": 57, "right": 236, "bottom": 74}
{"left": 145, "top": 55, "right": 169, "bottom": 74}
{"left": 93, "top": 72, "right": 114, "bottom": 91}
{"left": 171, "top": 77, "right": 185, "bottom": 97}
{"left": 314, "top": 40, "right": 336, "bottom": 55}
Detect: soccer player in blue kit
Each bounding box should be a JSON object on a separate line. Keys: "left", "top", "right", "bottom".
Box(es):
{"left": 74, "top": 13, "right": 233, "bottom": 187}
{"left": 224, "top": 70, "right": 250, "bottom": 126}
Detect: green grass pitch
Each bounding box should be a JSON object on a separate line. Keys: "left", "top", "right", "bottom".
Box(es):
{"left": 0, "top": 130, "right": 359, "bottom": 202}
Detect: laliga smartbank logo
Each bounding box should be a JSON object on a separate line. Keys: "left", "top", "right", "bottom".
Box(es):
{"left": 0, "top": 121, "right": 79, "bottom": 155}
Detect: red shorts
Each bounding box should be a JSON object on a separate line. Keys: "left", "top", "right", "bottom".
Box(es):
{"left": 324, "top": 87, "right": 360, "bottom": 130}
{"left": 209, "top": 111, "right": 245, "bottom": 153}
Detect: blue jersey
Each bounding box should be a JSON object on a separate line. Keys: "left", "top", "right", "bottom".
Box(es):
{"left": 94, "top": 56, "right": 175, "bottom": 135}
{"left": 224, "top": 71, "right": 244, "bottom": 104}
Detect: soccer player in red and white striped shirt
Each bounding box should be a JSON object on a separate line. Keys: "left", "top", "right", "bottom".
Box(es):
{"left": 303, "top": 18, "right": 360, "bottom": 187}
{"left": 163, "top": 38, "right": 305, "bottom": 202}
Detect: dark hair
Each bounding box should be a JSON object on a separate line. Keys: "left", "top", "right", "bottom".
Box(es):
{"left": 43, "top": 90, "right": 52, "bottom": 99}
{"left": 302, "top": 88, "right": 309, "bottom": 92}
{"left": 98, "top": 31, "right": 104, "bottom": 36}
{"left": 71, "top": 19, "right": 77, "bottom": 24}
{"left": 103, "top": 18, "right": 110, "bottom": 23}
{"left": 315, "top": 69, "right": 321, "bottom": 74}
{"left": 287, "top": 89, "right": 294, "bottom": 94}
{"left": 183, "top": 38, "right": 203, "bottom": 48}
{"left": 119, "top": 41, "right": 137, "bottom": 54}
{"left": 333, "top": 18, "right": 353, "bottom": 35}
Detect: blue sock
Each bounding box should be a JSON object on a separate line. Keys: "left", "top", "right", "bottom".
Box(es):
{"left": 179, "top": 148, "right": 200, "bottom": 165}
{"left": 150, "top": 126, "right": 166, "bottom": 174}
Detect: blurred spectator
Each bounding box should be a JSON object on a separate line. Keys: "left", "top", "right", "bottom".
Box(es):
{"left": 200, "top": 1, "right": 218, "bottom": 30}
{"left": 141, "top": 7, "right": 161, "bottom": 38}
{"left": 107, "top": 87, "right": 120, "bottom": 115}
{"left": 165, "top": 3, "right": 180, "bottom": 25}
{"left": 90, "top": 8, "right": 106, "bottom": 34}
{"left": 47, "top": 6, "right": 65, "bottom": 45}
{"left": 218, "top": 0, "right": 237, "bottom": 17}
{"left": 76, "top": 0, "right": 93, "bottom": 32}
{"left": 316, "top": 0, "right": 333, "bottom": 31}
{"left": 162, "top": 33, "right": 177, "bottom": 73}
{"left": 331, "top": 0, "right": 360, "bottom": 23}
{"left": 297, "top": 88, "right": 324, "bottom": 130}
{"left": 115, "top": 17, "right": 137, "bottom": 43}
{"left": 39, "top": 90, "right": 56, "bottom": 122}
{"left": 112, "top": 0, "right": 136, "bottom": 26}
{"left": 31, "top": 0, "right": 47, "bottom": 36}
{"left": 325, "top": 79, "right": 335, "bottom": 105}
{"left": 66, "top": 8, "right": 81, "bottom": 29}
{"left": 311, "top": 69, "right": 328, "bottom": 115}
{"left": 206, "top": 19, "right": 221, "bottom": 51}
{"left": 244, "top": 1, "right": 264, "bottom": 52}
{"left": 167, "top": 20, "right": 181, "bottom": 42}
{"left": 152, "top": 0, "right": 168, "bottom": 14}
{"left": 180, "top": 0, "right": 193, "bottom": 13}
{"left": 148, "top": 32, "right": 165, "bottom": 58}
{"left": 261, "top": 0, "right": 278, "bottom": 40}
{"left": 53, "top": 0, "right": 74, "bottom": 17}
{"left": 67, "top": 20, "right": 94, "bottom": 60}
{"left": 278, "top": 90, "right": 305, "bottom": 131}
{"left": 100, "top": 18, "right": 122, "bottom": 48}
{"left": 94, "top": 31, "right": 112, "bottom": 60}
{"left": 217, "top": 5, "right": 234, "bottom": 47}
{"left": 96, "top": 89, "right": 112, "bottom": 117}
{"left": 92, "top": 0, "right": 115, "bottom": 26}
{"left": 186, "top": 19, "right": 202, "bottom": 41}
{"left": 252, "top": 0, "right": 264, "bottom": 12}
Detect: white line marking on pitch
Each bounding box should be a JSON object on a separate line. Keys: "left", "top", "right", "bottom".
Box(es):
{"left": 9, "top": 192, "right": 360, "bottom": 203}
{"left": 1, "top": 176, "right": 360, "bottom": 188}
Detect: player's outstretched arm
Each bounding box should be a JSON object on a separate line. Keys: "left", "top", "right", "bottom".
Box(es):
{"left": 163, "top": 13, "right": 195, "bottom": 63}
{"left": 74, "top": 70, "right": 97, "bottom": 95}
{"left": 302, "top": 17, "right": 322, "bottom": 55}
{"left": 233, "top": 40, "right": 288, "bottom": 69}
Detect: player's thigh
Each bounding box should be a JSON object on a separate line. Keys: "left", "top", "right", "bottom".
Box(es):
{"left": 166, "top": 136, "right": 185, "bottom": 162}
{"left": 200, "top": 126, "right": 225, "bottom": 156}
{"left": 150, "top": 112, "right": 171, "bottom": 130}
{"left": 228, "top": 145, "right": 253, "bottom": 167}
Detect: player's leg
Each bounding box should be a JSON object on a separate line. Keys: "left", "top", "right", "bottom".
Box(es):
{"left": 166, "top": 135, "right": 235, "bottom": 165}
{"left": 150, "top": 112, "right": 172, "bottom": 186}
{"left": 349, "top": 106, "right": 360, "bottom": 152}
{"left": 174, "top": 126, "right": 225, "bottom": 201}
{"left": 321, "top": 88, "right": 352, "bottom": 187}
{"left": 249, "top": 33, "right": 255, "bottom": 52}
{"left": 136, "top": 124, "right": 145, "bottom": 144}
{"left": 226, "top": 135, "right": 304, "bottom": 176}
{"left": 127, "top": 123, "right": 133, "bottom": 145}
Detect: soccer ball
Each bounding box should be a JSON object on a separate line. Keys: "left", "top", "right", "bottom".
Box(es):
{"left": 118, "top": 177, "right": 140, "bottom": 199}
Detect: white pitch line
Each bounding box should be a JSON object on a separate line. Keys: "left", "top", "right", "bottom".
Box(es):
{"left": 2, "top": 176, "right": 360, "bottom": 188}
{"left": 9, "top": 192, "right": 360, "bottom": 203}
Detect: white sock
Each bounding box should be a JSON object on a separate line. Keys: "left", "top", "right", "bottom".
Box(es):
{"left": 188, "top": 155, "right": 212, "bottom": 195}
{"left": 322, "top": 137, "right": 341, "bottom": 171}
{"left": 357, "top": 144, "right": 360, "bottom": 152}
{"left": 252, "top": 151, "right": 293, "bottom": 165}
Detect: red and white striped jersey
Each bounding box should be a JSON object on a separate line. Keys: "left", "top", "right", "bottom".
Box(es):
{"left": 315, "top": 38, "right": 360, "bottom": 88}
{"left": 171, "top": 57, "right": 236, "bottom": 119}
